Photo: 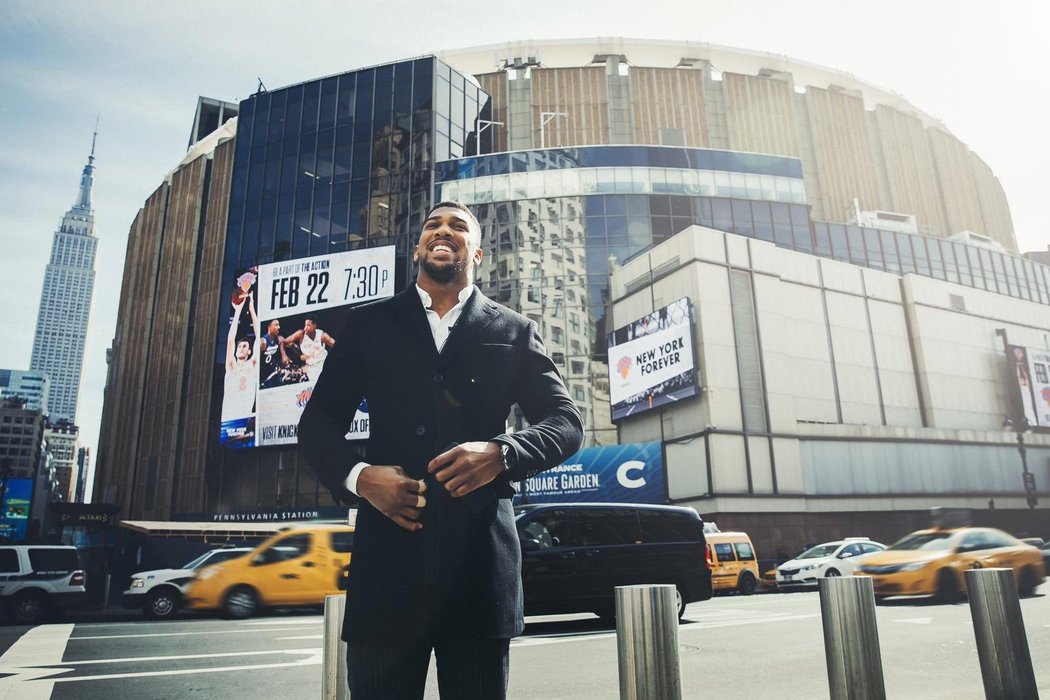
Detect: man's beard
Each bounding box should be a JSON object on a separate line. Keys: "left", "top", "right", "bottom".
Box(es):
{"left": 420, "top": 256, "right": 468, "bottom": 283}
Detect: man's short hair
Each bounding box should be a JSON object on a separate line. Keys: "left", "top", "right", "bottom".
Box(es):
{"left": 427, "top": 201, "right": 481, "bottom": 240}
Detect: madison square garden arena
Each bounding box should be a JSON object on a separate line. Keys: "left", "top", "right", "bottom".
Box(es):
{"left": 95, "top": 39, "right": 1050, "bottom": 558}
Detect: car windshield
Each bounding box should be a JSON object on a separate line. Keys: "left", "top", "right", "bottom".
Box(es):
{"left": 182, "top": 552, "right": 213, "bottom": 570}
{"left": 797, "top": 544, "right": 839, "bottom": 559}
{"left": 889, "top": 532, "right": 954, "bottom": 551}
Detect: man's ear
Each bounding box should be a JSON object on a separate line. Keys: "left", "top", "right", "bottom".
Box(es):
{"left": 412, "top": 244, "right": 419, "bottom": 263}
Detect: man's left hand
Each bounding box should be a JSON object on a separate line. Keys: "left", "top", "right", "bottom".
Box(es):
{"left": 428, "top": 442, "right": 504, "bottom": 497}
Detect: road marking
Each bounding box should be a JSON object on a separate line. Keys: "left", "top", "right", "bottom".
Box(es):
{"left": 51, "top": 648, "right": 321, "bottom": 666}
{"left": 514, "top": 612, "right": 821, "bottom": 648}
{"left": 242, "top": 618, "right": 321, "bottom": 626}
{"left": 274, "top": 635, "right": 324, "bottom": 640}
{"left": 48, "top": 650, "right": 320, "bottom": 684}
{"left": 894, "top": 617, "right": 933, "bottom": 625}
{"left": 0, "top": 624, "right": 74, "bottom": 699}
{"left": 71, "top": 626, "right": 317, "bottom": 640}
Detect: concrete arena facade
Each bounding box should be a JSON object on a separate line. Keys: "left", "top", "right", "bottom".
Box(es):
{"left": 440, "top": 38, "right": 1015, "bottom": 250}
{"left": 93, "top": 42, "right": 1048, "bottom": 557}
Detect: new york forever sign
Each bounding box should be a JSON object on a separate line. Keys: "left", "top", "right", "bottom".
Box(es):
{"left": 608, "top": 322, "right": 695, "bottom": 407}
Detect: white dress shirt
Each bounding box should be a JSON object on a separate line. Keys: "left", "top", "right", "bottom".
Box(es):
{"left": 344, "top": 284, "right": 475, "bottom": 495}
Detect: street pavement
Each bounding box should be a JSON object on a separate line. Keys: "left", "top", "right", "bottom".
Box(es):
{"left": 0, "top": 587, "right": 1048, "bottom": 698}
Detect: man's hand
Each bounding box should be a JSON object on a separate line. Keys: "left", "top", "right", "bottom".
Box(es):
{"left": 428, "top": 442, "right": 504, "bottom": 497}
{"left": 356, "top": 465, "right": 427, "bottom": 531}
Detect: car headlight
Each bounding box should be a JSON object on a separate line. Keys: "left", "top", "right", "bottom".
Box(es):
{"left": 800, "top": 564, "right": 820, "bottom": 571}
{"left": 130, "top": 578, "right": 145, "bottom": 588}
{"left": 901, "top": 561, "right": 931, "bottom": 572}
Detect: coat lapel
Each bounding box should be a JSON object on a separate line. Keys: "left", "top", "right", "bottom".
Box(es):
{"left": 386, "top": 287, "right": 439, "bottom": 361}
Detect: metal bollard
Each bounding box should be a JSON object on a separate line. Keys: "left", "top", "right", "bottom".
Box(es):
{"left": 818, "top": 576, "right": 886, "bottom": 700}
{"left": 615, "top": 584, "right": 682, "bottom": 700}
{"left": 965, "top": 568, "right": 1039, "bottom": 700}
{"left": 322, "top": 594, "right": 348, "bottom": 700}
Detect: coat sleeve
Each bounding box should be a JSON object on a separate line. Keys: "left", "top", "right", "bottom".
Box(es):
{"left": 297, "top": 309, "right": 366, "bottom": 504}
{"left": 492, "top": 320, "right": 584, "bottom": 482}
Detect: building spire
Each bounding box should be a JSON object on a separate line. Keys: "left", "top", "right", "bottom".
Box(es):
{"left": 75, "top": 119, "right": 98, "bottom": 211}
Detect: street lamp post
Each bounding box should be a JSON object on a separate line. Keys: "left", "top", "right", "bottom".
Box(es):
{"left": 1004, "top": 417, "right": 1037, "bottom": 509}
{"left": 474, "top": 118, "right": 504, "bottom": 156}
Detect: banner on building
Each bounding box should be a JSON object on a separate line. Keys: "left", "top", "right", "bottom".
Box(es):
{"left": 1008, "top": 345, "right": 1050, "bottom": 431}
{"left": 607, "top": 297, "right": 699, "bottom": 421}
{"left": 219, "top": 246, "right": 395, "bottom": 448}
{"left": 0, "top": 478, "right": 32, "bottom": 542}
{"left": 514, "top": 442, "right": 665, "bottom": 505}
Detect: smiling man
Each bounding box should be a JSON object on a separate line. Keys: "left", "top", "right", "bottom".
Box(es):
{"left": 298, "top": 201, "right": 583, "bottom": 699}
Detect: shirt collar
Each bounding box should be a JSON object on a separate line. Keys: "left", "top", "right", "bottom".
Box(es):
{"left": 415, "top": 283, "right": 474, "bottom": 310}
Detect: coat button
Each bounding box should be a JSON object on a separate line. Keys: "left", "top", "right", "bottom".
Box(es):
{"left": 433, "top": 373, "right": 443, "bottom": 382}
{"left": 414, "top": 425, "right": 427, "bottom": 436}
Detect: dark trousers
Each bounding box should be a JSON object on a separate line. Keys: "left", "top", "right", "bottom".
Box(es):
{"left": 346, "top": 635, "right": 510, "bottom": 700}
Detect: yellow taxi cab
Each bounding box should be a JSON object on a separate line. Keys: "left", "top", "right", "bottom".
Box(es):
{"left": 854, "top": 526, "right": 1045, "bottom": 602}
{"left": 184, "top": 524, "right": 353, "bottom": 618}
{"left": 705, "top": 531, "right": 760, "bottom": 595}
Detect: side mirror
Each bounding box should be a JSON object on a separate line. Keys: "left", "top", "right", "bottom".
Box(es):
{"left": 838, "top": 551, "right": 854, "bottom": 559}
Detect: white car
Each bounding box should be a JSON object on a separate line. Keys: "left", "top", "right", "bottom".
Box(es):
{"left": 0, "top": 545, "right": 88, "bottom": 624}
{"left": 776, "top": 538, "right": 886, "bottom": 588}
{"left": 122, "top": 547, "right": 252, "bottom": 619}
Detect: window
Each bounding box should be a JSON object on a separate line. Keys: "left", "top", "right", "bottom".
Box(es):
{"left": 734, "top": 543, "right": 755, "bottom": 561}
{"left": 714, "top": 543, "right": 736, "bottom": 562}
{"left": 330, "top": 531, "right": 355, "bottom": 553}
{"left": 255, "top": 534, "right": 311, "bottom": 564}
{"left": 519, "top": 510, "right": 570, "bottom": 548}
{"left": 28, "top": 548, "right": 79, "bottom": 574}
{"left": 839, "top": 544, "right": 864, "bottom": 558}
{"left": 638, "top": 512, "right": 700, "bottom": 543}
{"left": 0, "top": 549, "right": 19, "bottom": 573}
{"left": 570, "top": 508, "right": 639, "bottom": 546}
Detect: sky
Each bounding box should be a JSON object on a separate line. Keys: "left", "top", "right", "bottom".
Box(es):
{"left": 1, "top": 0, "right": 1048, "bottom": 469}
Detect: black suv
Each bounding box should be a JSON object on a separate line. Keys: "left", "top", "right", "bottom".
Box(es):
{"left": 515, "top": 503, "right": 712, "bottom": 620}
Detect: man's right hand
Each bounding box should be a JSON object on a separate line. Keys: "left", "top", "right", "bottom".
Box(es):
{"left": 356, "top": 465, "right": 426, "bottom": 532}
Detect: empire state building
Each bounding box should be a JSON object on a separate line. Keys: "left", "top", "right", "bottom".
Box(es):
{"left": 30, "top": 131, "right": 99, "bottom": 422}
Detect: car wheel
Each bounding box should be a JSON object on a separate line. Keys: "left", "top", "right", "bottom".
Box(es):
{"left": 674, "top": 585, "right": 686, "bottom": 619}
{"left": 10, "top": 591, "right": 48, "bottom": 625}
{"left": 824, "top": 568, "right": 841, "bottom": 578}
{"left": 223, "top": 585, "right": 258, "bottom": 619}
{"left": 145, "top": 588, "right": 180, "bottom": 620}
{"left": 936, "top": 569, "right": 961, "bottom": 604}
{"left": 737, "top": 571, "right": 757, "bottom": 596}
{"left": 1017, "top": 567, "right": 1038, "bottom": 598}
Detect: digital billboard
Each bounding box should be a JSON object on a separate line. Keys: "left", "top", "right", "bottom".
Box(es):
{"left": 219, "top": 246, "right": 395, "bottom": 448}
{"left": 607, "top": 297, "right": 698, "bottom": 421}
{"left": 1008, "top": 344, "right": 1050, "bottom": 431}
{"left": 0, "top": 478, "right": 32, "bottom": 542}
{"left": 514, "top": 442, "right": 665, "bottom": 505}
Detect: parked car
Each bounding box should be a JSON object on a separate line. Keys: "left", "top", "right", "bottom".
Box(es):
{"left": 0, "top": 545, "right": 87, "bottom": 624}
{"left": 705, "top": 531, "right": 760, "bottom": 595}
{"left": 855, "top": 526, "right": 1045, "bottom": 602}
{"left": 515, "top": 503, "right": 712, "bottom": 619}
{"left": 184, "top": 525, "right": 353, "bottom": 618}
{"left": 123, "top": 546, "right": 253, "bottom": 619}
{"left": 776, "top": 538, "right": 886, "bottom": 589}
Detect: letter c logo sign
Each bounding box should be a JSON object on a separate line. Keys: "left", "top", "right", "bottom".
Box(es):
{"left": 616, "top": 460, "right": 647, "bottom": 489}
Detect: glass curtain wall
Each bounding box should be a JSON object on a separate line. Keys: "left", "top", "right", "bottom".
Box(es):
{"left": 209, "top": 58, "right": 491, "bottom": 513}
